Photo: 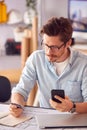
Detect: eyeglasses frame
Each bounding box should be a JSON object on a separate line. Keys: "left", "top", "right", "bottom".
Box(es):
{"left": 41, "top": 40, "right": 66, "bottom": 52}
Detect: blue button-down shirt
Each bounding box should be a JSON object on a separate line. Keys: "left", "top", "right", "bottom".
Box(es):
{"left": 12, "top": 48, "right": 87, "bottom": 108}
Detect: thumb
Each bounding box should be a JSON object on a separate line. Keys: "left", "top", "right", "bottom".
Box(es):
{"left": 65, "top": 96, "right": 69, "bottom": 100}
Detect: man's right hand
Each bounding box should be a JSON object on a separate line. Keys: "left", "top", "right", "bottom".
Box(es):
{"left": 9, "top": 103, "right": 23, "bottom": 117}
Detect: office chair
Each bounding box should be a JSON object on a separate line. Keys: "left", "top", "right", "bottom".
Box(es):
{"left": 0, "top": 76, "right": 11, "bottom": 102}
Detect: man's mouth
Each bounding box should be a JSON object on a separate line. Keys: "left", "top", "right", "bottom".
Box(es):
{"left": 46, "top": 54, "right": 57, "bottom": 58}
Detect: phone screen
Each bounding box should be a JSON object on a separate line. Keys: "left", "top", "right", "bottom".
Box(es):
{"left": 51, "top": 89, "right": 65, "bottom": 103}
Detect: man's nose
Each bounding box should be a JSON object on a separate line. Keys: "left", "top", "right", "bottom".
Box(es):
{"left": 46, "top": 47, "right": 53, "bottom": 54}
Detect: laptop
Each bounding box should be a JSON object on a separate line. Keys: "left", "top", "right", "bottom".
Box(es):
{"left": 36, "top": 113, "right": 87, "bottom": 129}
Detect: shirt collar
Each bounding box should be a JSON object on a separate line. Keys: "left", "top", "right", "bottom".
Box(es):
{"left": 45, "top": 47, "right": 78, "bottom": 67}
{"left": 69, "top": 47, "right": 78, "bottom": 66}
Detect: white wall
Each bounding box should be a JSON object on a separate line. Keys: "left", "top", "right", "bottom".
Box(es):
{"left": 39, "top": 0, "right": 68, "bottom": 26}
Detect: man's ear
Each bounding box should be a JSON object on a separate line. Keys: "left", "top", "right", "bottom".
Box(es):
{"left": 66, "top": 39, "right": 72, "bottom": 47}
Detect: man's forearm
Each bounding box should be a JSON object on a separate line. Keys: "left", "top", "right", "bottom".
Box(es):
{"left": 76, "top": 102, "right": 87, "bottom": 113}
{"left": 11, "top": 93, "right": 25, "bottom": 106}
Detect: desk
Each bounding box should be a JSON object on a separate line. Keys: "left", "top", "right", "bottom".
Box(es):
{"left": 0, "top": 104, "right": 87, "bottom": 130}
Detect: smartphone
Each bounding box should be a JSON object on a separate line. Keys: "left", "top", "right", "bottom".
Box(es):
{"left": 51, "top": 89, "right": 65, "bottom": 103}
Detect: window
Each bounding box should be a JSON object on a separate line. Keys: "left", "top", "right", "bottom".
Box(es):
{"left": 68, "top": 0, "right": 87, "bottom": 32}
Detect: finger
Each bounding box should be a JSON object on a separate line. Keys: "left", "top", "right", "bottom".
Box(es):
{"left": 50, "top": 99, "right": 61, "bottom": 109}
{"left": 9, "top": 108, "right": 23, "bottom": 117}
{"left": 10, "top": 104, "right": 18, "bottom": 109}
{"left": 11, "top": 103, "right": 24, "bottom": 110}
{"left": 50, "top": 99, "right": 68, "bottom": 112}
{"left": 54, "top": 95, "right": 64, "bottom": 102}
{"left": 65, "top": 96, "right": 69, "bottom": 100}
{"left": 10, "top": 111, "right": 20, "bottom": 117}
{"left": 50, "top": 99, "right": 56, "bottom": 108}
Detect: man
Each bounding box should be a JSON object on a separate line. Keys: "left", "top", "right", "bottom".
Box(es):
{"left": 10, "top": 17, "right": 87, "bottom": 117}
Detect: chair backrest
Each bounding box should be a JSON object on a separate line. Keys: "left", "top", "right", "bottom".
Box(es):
{"left": 0, "top": 76, "right": 11, "bottom": 102}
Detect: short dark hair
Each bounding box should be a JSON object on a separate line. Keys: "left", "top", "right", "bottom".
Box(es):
{"left": 40, "top": 17, "right": 73, "bottom": 43}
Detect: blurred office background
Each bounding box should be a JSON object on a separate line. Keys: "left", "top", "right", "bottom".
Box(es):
{"left": 0, "top": 0, "right": 87, "bottom": 87}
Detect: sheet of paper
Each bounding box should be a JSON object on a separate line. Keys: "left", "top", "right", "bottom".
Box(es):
{"left": 0, "top": 113, "right": 32, "bottom": 126}
{"left": 0, "top": 112, "right": 9, "bottom": 119}
{"left": 23, "top": 106, "right": 69, "bottom": 116}
{"left": 0, "top": 104, "right": 9, "bottom": 112}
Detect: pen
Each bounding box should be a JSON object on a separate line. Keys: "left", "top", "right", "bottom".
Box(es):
{"left": 11, "top": 103, "right": 24, "bottom": 110}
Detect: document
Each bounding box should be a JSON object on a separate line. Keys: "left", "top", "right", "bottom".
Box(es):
{"left": 0, "top": 113, "right": 32, "bottom": 126}
{"left": 0, "top": 112, "right": 9, "bottom": 119}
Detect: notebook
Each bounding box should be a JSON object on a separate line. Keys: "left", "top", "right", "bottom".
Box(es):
{"left": 36, "top": 113, "right": 87, "bottom": 129}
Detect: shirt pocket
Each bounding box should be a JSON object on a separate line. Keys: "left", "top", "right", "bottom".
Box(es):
{"left": 65, "top": 80, "right": 82, "bottom": 102}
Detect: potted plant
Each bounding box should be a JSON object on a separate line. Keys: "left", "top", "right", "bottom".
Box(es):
{"left": 24, "top": 0, "right": 37, "bottom": 25}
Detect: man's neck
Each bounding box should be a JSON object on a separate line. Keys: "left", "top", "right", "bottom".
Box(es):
{"left": 56, "top": 48, "right": 70, "bottom": 63}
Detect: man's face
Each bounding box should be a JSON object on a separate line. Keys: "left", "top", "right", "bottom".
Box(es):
{"left": 42, "top": 34, "right": 70, "bottom": 62}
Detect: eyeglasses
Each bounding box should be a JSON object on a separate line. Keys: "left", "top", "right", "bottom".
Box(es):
{"left": 41, "top": 40, "right": 65, "bottom": 52}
